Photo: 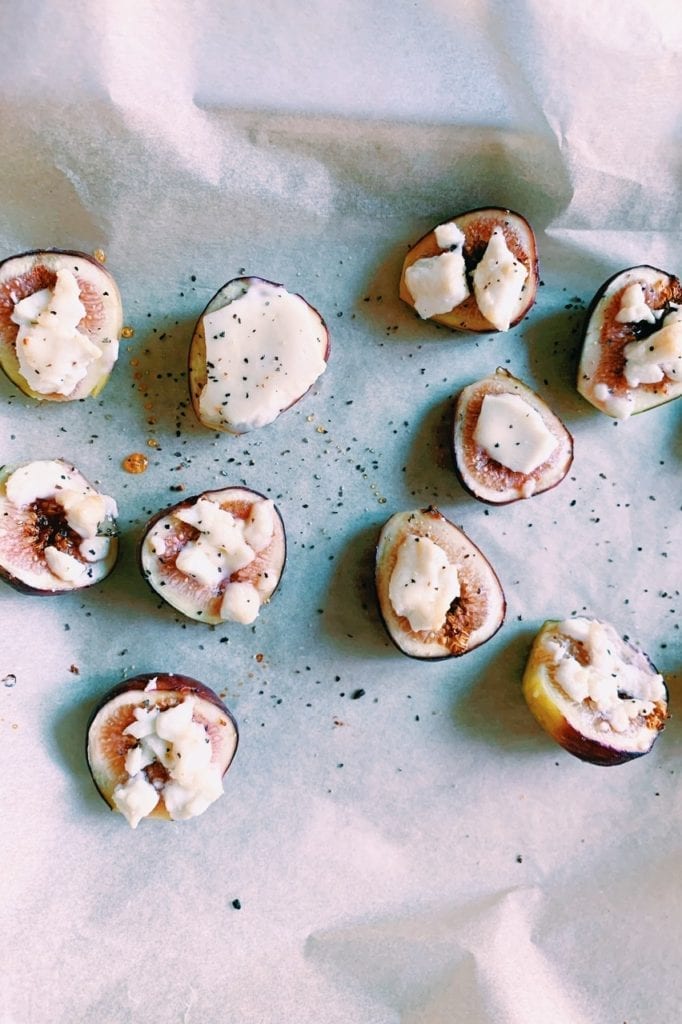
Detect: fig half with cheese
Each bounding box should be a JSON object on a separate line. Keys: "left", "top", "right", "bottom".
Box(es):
{"left": 453, "top": 368, "right": 573, "bottom": 503}
{"left": 0, "top": 249, "right": 123, "bottom": 401}
{"left": 523, "top": 618, "right": 668, "bottom": 765}
{"left": 578, "top": 265, "right": 682, "bottom": 418}
{"left": 0, "top": 459, "right": 118, "bottom": 594}
{"left": 375, "top": 507, "right": 505, "bottom": 659}
{"left": 400, "top": 208, "right": 539, "bottom": 332}
{"left": 189, "top": 276, "right": 330, "bottom": 433}
{"left": 140, "top": 485, "right": 286, "bottom": 625}
{"left": 87, "top": 673, "right": 239, "bottom": 828}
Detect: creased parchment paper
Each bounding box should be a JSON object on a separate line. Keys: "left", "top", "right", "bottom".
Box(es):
{"left": 1, "top": 3, "right": 680, "bottom": 1022}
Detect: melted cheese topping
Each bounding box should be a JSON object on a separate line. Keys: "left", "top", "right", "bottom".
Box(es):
{"left": 4, "top": 460, "right": 117, "bottom": 583}
{"left": 472, "top": 228, "right": 528, "bottom": 331}
{"left": 149, "top": 495, "right": 275, "bottom": 624}
{"left": 199, "top": 280, "right": 327, "bottom": 432}
{"left": 474, "top": 393, "right": 557, "bottom": 474}
{"left": 112, "top": 697, "right": 224, "bottom": 828}
{"left": 547, "top": 618, "right": 665, "bottom": 738}
{"left": 623, "top": 309, "right": 682, "bottom": 387}
{"left": 11, "top": 269, "right": 101, "bottom": 396}
{"left": 405, "top": 249, "right": 469, "bottom": 319}
{"left": 614, "top": 282, "right": 657, "bottom": 325}
{"left": 388, "top": 535, "right": 460, "bottom": 632}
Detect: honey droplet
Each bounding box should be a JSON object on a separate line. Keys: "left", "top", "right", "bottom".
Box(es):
{"left": 130, "top": 357, "right": 139, "bottom": 367}
{"left": 147, "top": 438, "right": 159, "bottom": 449}
{"left": 122, "top": 452, "right": 149, "bottom": 474}
{"left": 93, "top": 248, "right": 107, "bottom": 264}
{"left": 121, "top": 325, "right": 135, "bottom": 339}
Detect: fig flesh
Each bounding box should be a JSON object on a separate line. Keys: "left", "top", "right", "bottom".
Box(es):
{"left": 453, "top": 368, "right": 574, "bottom": 504}
{"left": 140, "top": 486, "right": 286, "bottom": 625}
{"left": 523, "top": 618, "right": 668, "bottom": 765}
{"left": 375, "top": 507, "right": 505, "bottom": 659}
{"left": 0, "top": 459, "right": 118, "bottom": 594}
{"left": 189, "top": 276, "right": 330, "bottom": 433}
{"left": 0, "top": 249, "right": 123, "bottom": 401}
{"left": 86, "top": 673, "right": 238, "bottom": 828}
{"left": 400, "top": 208, "right": 539, "bottom": 333}
{"left": 578, "top": 265, "right": 682, "bottom": 418}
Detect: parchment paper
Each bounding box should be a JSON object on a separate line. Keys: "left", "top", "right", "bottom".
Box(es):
{"left": 1, "top": 3, "right": 680, "bottom": 1022}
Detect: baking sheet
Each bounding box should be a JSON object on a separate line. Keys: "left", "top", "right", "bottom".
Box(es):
{"left": 1, "top": 3, "right": 681, "bottom": 1022}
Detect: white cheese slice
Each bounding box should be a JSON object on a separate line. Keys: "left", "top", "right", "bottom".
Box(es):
{"left": 199, "top": 280, "right": 327, "bottom": 432}
{"left": 614, "top": 282, "right": 657, "bottom": 324}
{"left": 44, "top": 546, "right": 89, "bottom": 583}
{"left": 404, "top": 250, "right": 469, "bottom": 319}
{"left": 472, "top": 228, "right": 528, "bottom": 331}
{"left": 112, "top": 773, "right": 160, "bottom": 829}
{"left": 117, "top": 697, "right": 225, "bottom": 825}
{"left": 11, "top": 268, "right": 101, "bottom": 396}
{"left": 474, "top": 393, "right": 557, "bottom": 474}
{"left": 388, "top": 535, "right": 460, "bottom": 633}
{"left": 174, "top": 498, "right": 256, "bottom": 582}
{"left": 220, "top": 581, "right": 261, "bottom": 624}
{"left": 623, "top": 311, "right": 682, "bottom": 387}
{"left": 551, "top": 618, "right": 666, "bottom": 734}
{"left": 434, "top": 221, "right": 466, "bottom": 249}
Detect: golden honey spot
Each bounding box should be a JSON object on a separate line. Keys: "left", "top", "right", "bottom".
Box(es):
{"left": 122, "top": 452, "right": 149, "bottom": 474}
{"left": 147, "top": 438, "right": 159, "bottom": 449}
{"left": 121, "top": 325, "right": 135, "bottom": 339}
{"left": 144, "top": 401, "right": 154, "bottom": 410}
{"left": 306, "top": 414, "right": 315, "bottom": 422}
{"left": 255, "top": 653, "right": 264, "bottom": 663}
{"left": 93, "top": 248, "right": 107, "bottom": 264}
{"left": 316, "top": 425, "right": 328, "bottom": 434}
{"left": 130, "top": 357, "right": 139, "bottom": 367}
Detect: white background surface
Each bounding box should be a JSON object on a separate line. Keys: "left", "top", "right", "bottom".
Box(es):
{"left": 1, "top": 3, "right": 681, "bottom": 1022}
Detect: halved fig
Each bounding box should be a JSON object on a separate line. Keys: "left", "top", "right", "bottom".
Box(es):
{"left": 0, "top": 459, "right": 118, "bottom": 594}
{"left": 578, "top": 265, "right": 682, "bottom": 418}
{"left": 375, "top": 507, "right": 505, "bottom": 659}
{"left": 189, "top": 276, "right": 330, "bottom": 433}
{"left": 453, "top": 368, "right": 574, "bottom": 504}
{"left": 399, "top": 208, "right": 539, "bottom": 333}
{"left": 86, "top": 673, "right": 239, "bottom": 828}
{"left": 0, "top": 249, "right": 123, "bottom": 401}
{"left": 523, "top": 618, "right": 668, "bottom": 765}
{"left": 140, "top": 485, "right": 286, "bottom": 625}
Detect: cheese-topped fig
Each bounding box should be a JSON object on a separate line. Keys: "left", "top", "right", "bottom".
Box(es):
{"left": 400, "top": 208, "right": 539, "bottom": 333}
{"left": 578, "top": 265, "right": 682, "bottom": 418}
{"left": 375, "top": 507, "right": 505, "bottom": 659}
{"left": 140, "top": 486, "right": 286, "bottom": 625}
{"left": 523, "top": 618, "right": 668, "bottom": 765}
{"left": 0, "top": 249, "right": 122, "bottom": 400}
{"left": 453, "top": 369, "right": 573, "bottom": 503}
{"left": 189, "top": 276, "right": 330, "bottom": 433}
{"left": 87, "top": 673, "right": 239, "bottom": 828}
{"left": 0, "top": 459, "right": 118, "bottom": 594}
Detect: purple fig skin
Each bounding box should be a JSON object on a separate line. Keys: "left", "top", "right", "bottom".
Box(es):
{"left": 188, "top": 276, "right": 330, "bottom": 433}
{"left": 400, "top": 208, "right": 539, "bottom": 333}
{"left": 138, "top": 486, "right": 287, "bottom": 622}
